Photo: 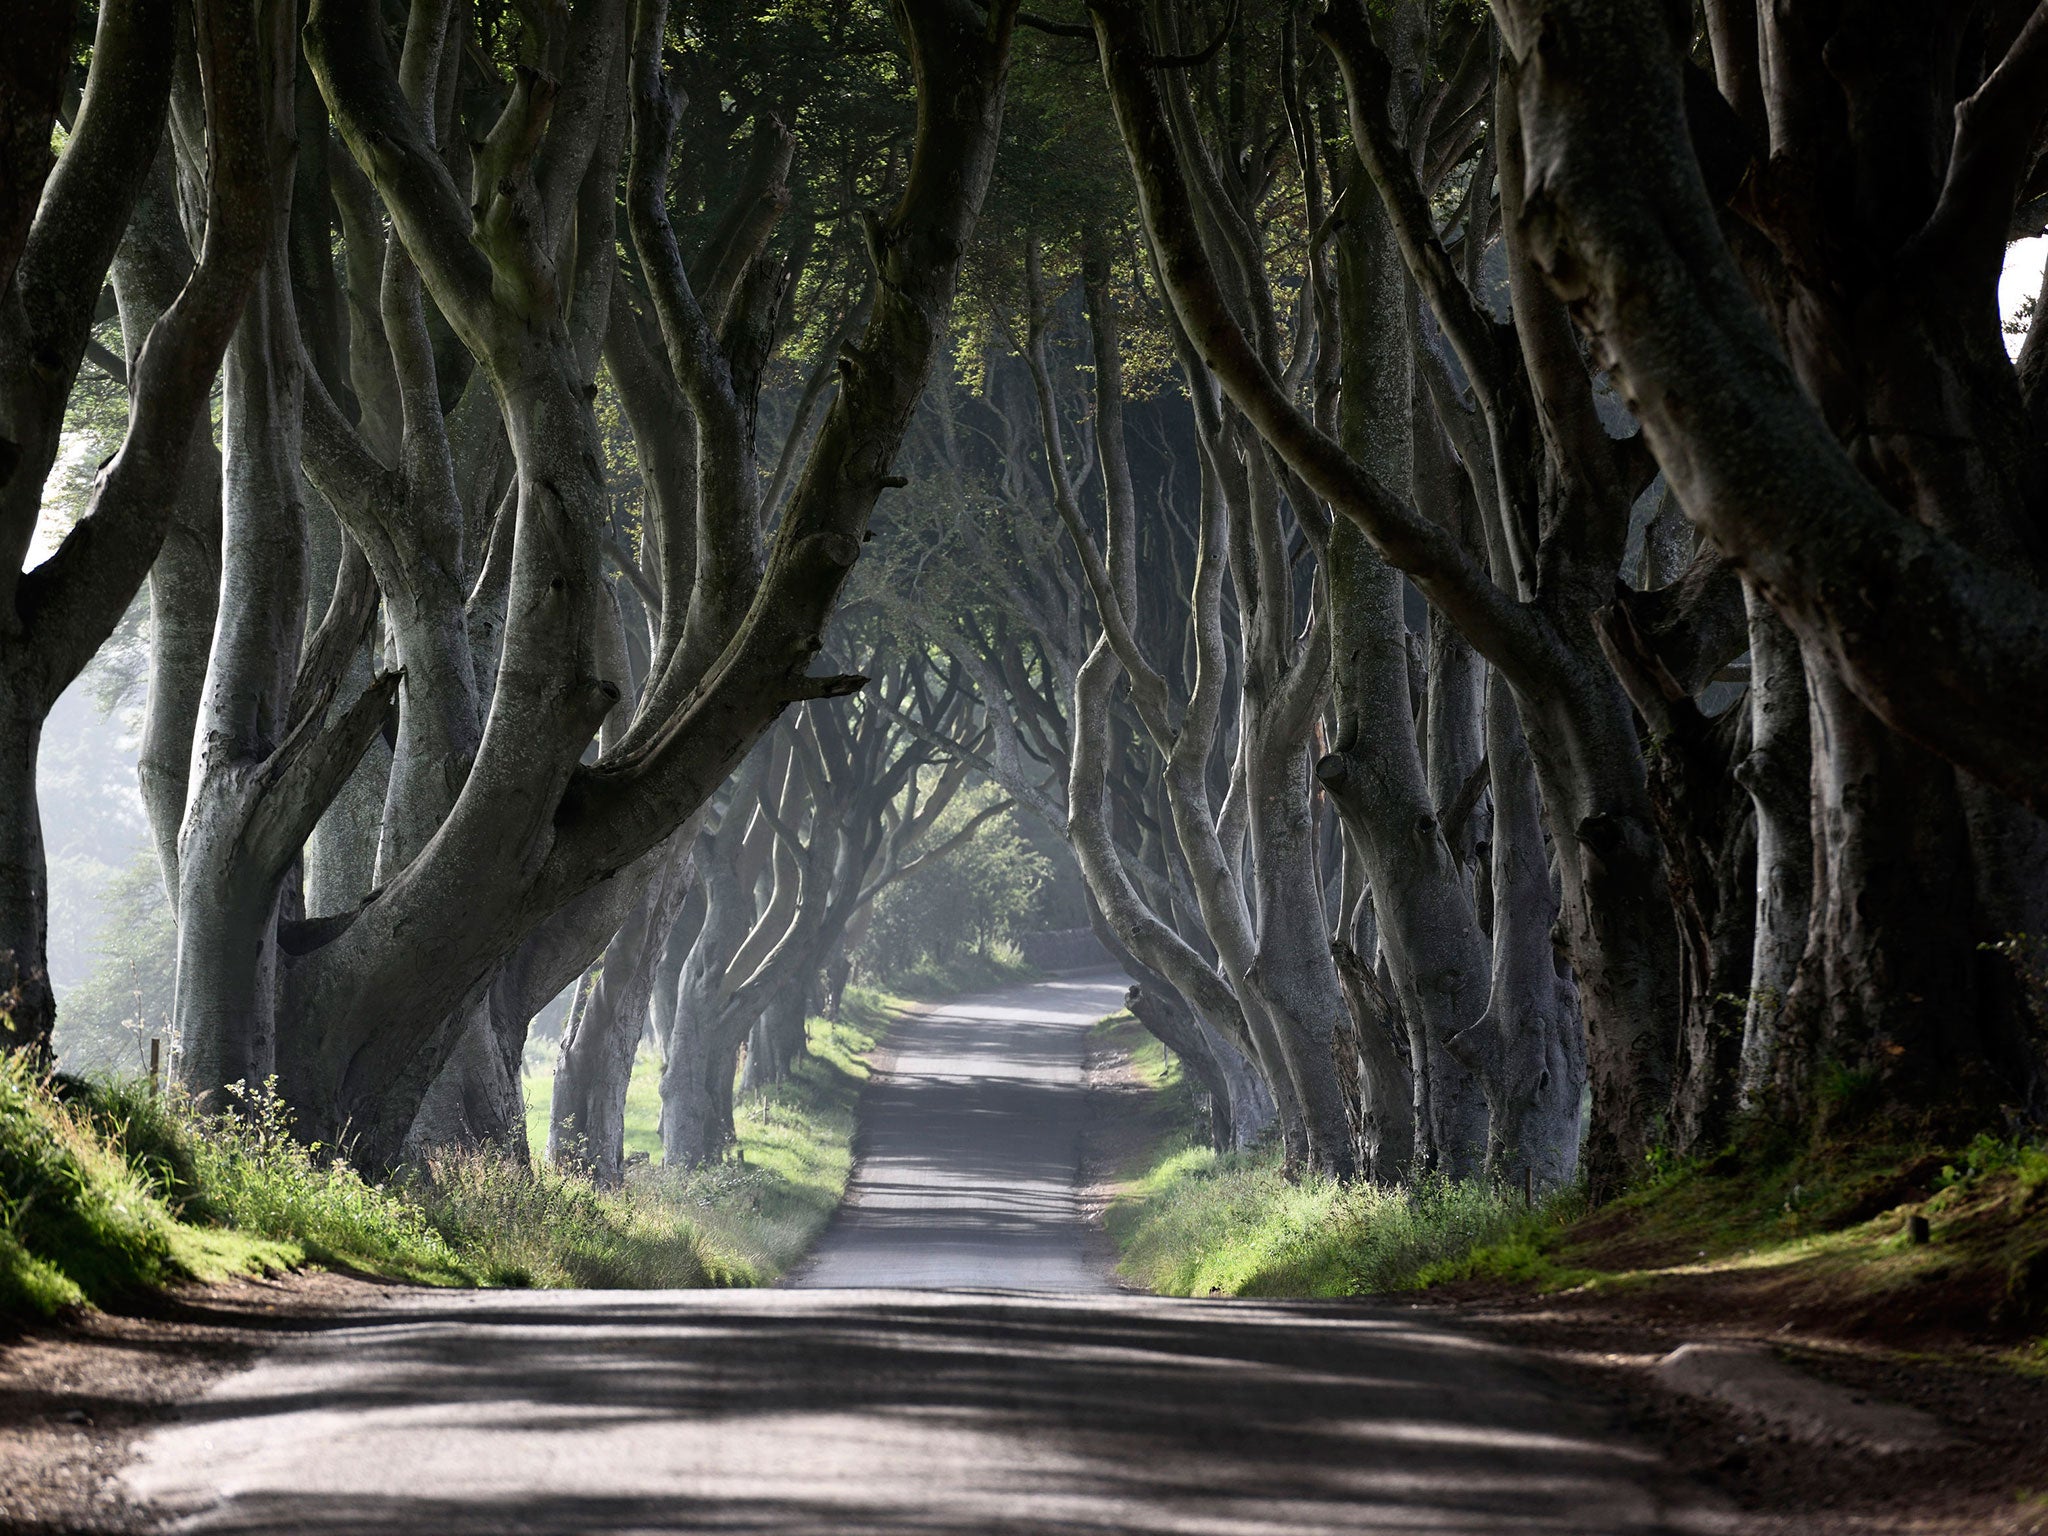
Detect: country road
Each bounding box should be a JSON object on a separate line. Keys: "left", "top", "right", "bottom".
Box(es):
{"left": 122, "top": 974, "right": 1730, "bottom": 1534}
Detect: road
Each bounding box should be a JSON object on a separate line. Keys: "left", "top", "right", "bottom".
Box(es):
{"left": 123, "top": 973, "right": 1727, "bottom": 1534}
{"left": 786, "top": 971, "right": 1123, "bottom": 1289}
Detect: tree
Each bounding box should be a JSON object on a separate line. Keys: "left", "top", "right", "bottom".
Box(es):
{"left": 1485, "top": 0, "right": 2048, "bottom": 1132}
{"left": 0, "top": 0, "right": 280, "bottom": 1060}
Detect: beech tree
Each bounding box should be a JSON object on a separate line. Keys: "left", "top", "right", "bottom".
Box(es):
{"left": 1483, "top": 0, "right": 2048, "bottom": 1132}
{"left": 16, "top": 0, "right": 2044, "bottom": 1210}
{"left": 5, "top": 0, "right": 1023, "bottom": 1176}
{"left": 1, "top": 0, "right": 279, "bottom": 1060}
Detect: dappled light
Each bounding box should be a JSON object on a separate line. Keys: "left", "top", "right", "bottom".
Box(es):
{"left": 4, "top": 0, "right": 2046, "bottom": 1529}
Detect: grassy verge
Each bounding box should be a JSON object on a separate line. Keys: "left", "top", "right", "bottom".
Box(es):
{"left": 519, "top": 984, "right": 897, "bottom": 1283}
{"left": 1428, "top": 1129, "right": 2048, "bottom": 1353}
{"left": 1098, "top": 1019, "right": 2048, "bottom": 1359}
{"left": 5, "top": 986, "right": 898, "bottom": 1322}
{"left": 2, "top": 1051, "right": 325, "bottom": 1320}
{"left": 1094, "top": 1012, "right": 1539, "bottom": 1296}
{"left": 1109, "top": 1146, "right": 1546, "bottom": 1296}
{"left": 645, "top": 990, "right": 892, "bottom": 1283}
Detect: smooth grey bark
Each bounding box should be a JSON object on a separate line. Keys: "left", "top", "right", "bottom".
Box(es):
{"left": 173, "top": 245, "right": 308, "bottom": 1098}
{"left": 1316, "top": 189, "right": 1488, "bottom": 1179}
{"left": 1125, "top": 980, "right": 1272, "bottom": 1152}
{"left": 0, "top": 0, "right": 275, "bottom": 1057}
{"left": 1095, "top": 0, "right": 1684, "bottom": 1190}
{"left": 549, "top": 833, "right": 695, "bottom": 1185}
{"left": 303, "top": 634, "right": 390, "bottom": 919}
{"left": 1734, "top": 585, "right": 1809, "bottom": 1109}
{"left": 1514, "top": 0, "right": 2048, "bottom": 1129}
{"left": 742, "top": 988, "right": 809, "bottom": 1093}
{"left": 112, "top": 146, "right": 225, "bottom": 915}
{"left": 272, "top": 0, "right": 1019, "bottom": 1172}
{"left": 172, "top": 29, "right": 396, "bottom": 1103}
{"left": 657, "top": 742, "right": 783, "bottom": 1166}
{"left": 1459, "top": 670, "right": 1583, "bottom": 1189}
{"left": 1030, "top": 253, "right": 1328, "bottom": 1171}
{"left": 1487, "top": 0, "right": 2048, "bottom": 822}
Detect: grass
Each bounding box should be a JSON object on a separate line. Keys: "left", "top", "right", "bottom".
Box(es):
{"left": 1109, "top": 1146, "right": 1549, "bottom": 1296}
{"left": 1100, "top": 1010, "right": 2048, "bottom": 1359}
{"left": 0, "top": 1049, "right": 187, "bottom": 1317}
{"left": 401, "top": 1149, "right": 714, "bottom": 1288}
{"left": 4, "top": 986, "right": 897, "bottom": 1322}
{"left": 522, "top": 987, "right": 895, "bottom": 1283}
{"left": 1093, "top": 1010, "right": 1548, "bottom": 1297}
{"left": 1430, "top": 1126, "right": 2048, "bottom": 1348}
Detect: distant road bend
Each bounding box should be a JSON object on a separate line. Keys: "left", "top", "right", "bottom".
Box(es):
{"left": 126, "top": 972, "right": 1727, "bottom": 1534}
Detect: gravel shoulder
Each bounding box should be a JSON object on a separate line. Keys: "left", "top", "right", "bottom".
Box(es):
{"left": 0, "top": 1271, "right": 417, "bottom": 1535}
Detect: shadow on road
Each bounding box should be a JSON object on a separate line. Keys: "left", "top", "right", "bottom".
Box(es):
{"left": 128, "top": 1290, "right": 1718, "bottom": 1534}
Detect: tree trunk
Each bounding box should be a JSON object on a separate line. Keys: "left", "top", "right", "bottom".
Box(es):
{"left": 1455, "top": 673, "right": 1584, "bottom": 1190}
{"left": 1239, "top": 698, "right": 1360, "bottom": 1182}
{"left": 0, "top": 686, "right": 52, "bottom": 1056}
{"left": 1773, "top": 667, "right": 1993, "bottom": 1131}
{"left": 741, "top": 987, "right": 809, "bottom": 1092}
{"left": 1316, "top": 193, "right": 1491, "bottom": 1178}
{"left": 1126, "top": 981, "right": 1272, "bottom": 1151}
{"left": 1736, "top": 584, "right": 1811, "bottom": 1110}
{"left": 549, "top": 842, "right": 694, "bottom": 1184}
{"left": 173, "top": 242, "right": 307, "bottom": 1102}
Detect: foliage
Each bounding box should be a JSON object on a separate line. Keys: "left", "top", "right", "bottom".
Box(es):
{"left": 857, "top": 782, "right": 1050, "bottom": 979}
{"left": 88, "top": 1076, "right": 470, "bottom": 1285}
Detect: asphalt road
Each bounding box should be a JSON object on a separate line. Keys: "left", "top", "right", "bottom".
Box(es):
{"left": 786, "top": 971, "right": 1125, "bottom": 1290}
{"left": 123, "top": 973, "right": 1728, "bottom": 1535}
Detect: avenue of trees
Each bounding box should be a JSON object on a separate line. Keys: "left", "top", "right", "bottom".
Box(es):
{"left": 4, "top": 0, "right": 2045, "bottom": 1201}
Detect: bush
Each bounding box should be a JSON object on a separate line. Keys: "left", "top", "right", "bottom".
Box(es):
{"left": 857, "top": 783, "right": 1049, "bottom": 980}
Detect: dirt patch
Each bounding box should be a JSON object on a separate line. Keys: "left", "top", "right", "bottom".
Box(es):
{"left": 0, "top": 1271, "right": 414, "bottom": 1535}
{"left": 1433, "top": 1281, "right": 2048, "bottom": 1534}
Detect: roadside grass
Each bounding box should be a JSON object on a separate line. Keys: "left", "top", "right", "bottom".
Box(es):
{"left": 1093, "top": 1010, "right": 1538, "bottom": 1296}
{"left": 519, "top": 984, "right": 899, "bottom": 1283}
{"left": 1, "top": 1049, "right": 189, "bottom": 1317}
{"left": 2, "top": 1054, "right": 324, "bottom": 1320}
{"left": 1109, "top": 1146, "right": 1548, "bottom": 1297}
{"left": 400, "top": 1150, "right": 712, "bottom": 1288}
{"left": 1098, "top": 1016, "right": 2048, "bottom": 1357}
{"left": 667, "top": 991, "right": 891, "bottom": 1282}
{"left": 5, "top": 985, "right": 899, "bottom": 1322}
{"left": 1430, "top": 1128, "right": 2048, "bottom": 1350}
